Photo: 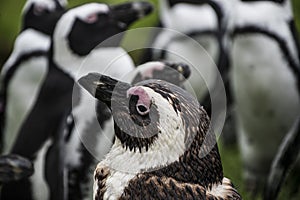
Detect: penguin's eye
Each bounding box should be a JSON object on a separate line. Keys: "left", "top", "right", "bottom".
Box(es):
{"left": 84, "top": 13, "right": 108, "bottom": 24}
{"left": 33, "top": 4, "right": 47, "bottom": 15}
{"left": 136, "top": 104, "right": 150, "bottom": 116}
{"left": 85, "top": 13, "right": 99, "bottom": 24}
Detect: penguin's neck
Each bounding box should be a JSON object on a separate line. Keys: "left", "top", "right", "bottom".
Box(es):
{"left": 146, "top": 134, "right": 224, "bottom": 189}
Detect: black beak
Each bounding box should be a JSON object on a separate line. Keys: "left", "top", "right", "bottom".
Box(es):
{"left": 110, "top": 1, "right": 153, "bottom": 27}
{"left": 165, "top": 62, "right": 191, "bottom": 79}
{"left": 79, "top": 73, "right": 131, "bottom": 108}
{"left": 0, "top": 154, "right": 34, "bottom": 184}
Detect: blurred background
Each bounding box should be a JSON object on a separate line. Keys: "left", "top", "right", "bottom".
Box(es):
{"left": 0, "top": 0, "right": 300, "bottom": 199}
{"left": 0, "top": 0, "right": 161, "bottom": 66}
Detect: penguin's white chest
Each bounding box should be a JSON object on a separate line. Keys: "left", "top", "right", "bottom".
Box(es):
{"left": 4, "top": 57, "right": 47, "bottom": 152}
{"left": 231, "top": 34, "right": 300, "bottom": 162}
{"left": 100, "top": 167, "right": 135, "bottom": 200}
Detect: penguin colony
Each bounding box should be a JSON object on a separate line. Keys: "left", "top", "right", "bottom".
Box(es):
{"left": 1, "top": 0, "right": 300, "bottom": 199}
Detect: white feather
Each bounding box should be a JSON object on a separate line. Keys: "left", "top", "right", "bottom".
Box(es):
{"left": 31, "top": 139, "right": 52, "bottom": 200}
{"left": 208, "top": 177, "right": 235, "bottom": 198}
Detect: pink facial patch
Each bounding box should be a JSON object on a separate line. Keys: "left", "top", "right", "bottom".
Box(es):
{"left": 85, "top": 13, "right": 98, "bottom": 23}
{"left": 141, "top": 62, "right": 165, "bottom": 79}
{"left": 127, "top": 86, "right": 151, "bottom": 115}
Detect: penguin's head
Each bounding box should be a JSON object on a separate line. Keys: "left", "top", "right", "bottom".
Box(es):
{"left": 79, "top": 72, "right": 213, "bottom": 172}
{"left": 21, "top": 0, "right": 67, "bottom": 35}
{"left": 53, "top": 2, "right": 152, "bottom": 58}
{"left": 132, "top": 61, "right": 191, "bottom": 87}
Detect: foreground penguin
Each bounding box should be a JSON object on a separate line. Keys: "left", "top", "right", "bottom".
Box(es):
{"left": 229, "top": 0, "right": 300, "bottom": 192}
{"left": 0, "top": 0, "right": 67, "bottom": 153}
{"left": 1, "top": 2, "right": 153, "bottom": 200}
{"left": 79, "top": 73, "right": 241, "bottom": 200}
{"left": 66, "top": 60, "right": 191, "bottom": 200}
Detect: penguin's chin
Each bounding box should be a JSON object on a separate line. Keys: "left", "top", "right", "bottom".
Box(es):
{"left": 114, "top": 124, "right": 158, "bottom": 153}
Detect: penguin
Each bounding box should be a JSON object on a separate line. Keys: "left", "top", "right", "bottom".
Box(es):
{"left": 229, "top": 0, "right": 300, "bottom": 192}
{"left": 78, "top": 73, "right": 241, "bottom": 200}
{"left": 0, "top": 0, "right": 67, "bottom": 153}
{"left": 0, "top": 154, "right": 34, "bottom": 184}
{"left": 146, "top": 0, "right": 232, "bottom": 101}
{"left": 1, "top": 2, "right": 153, "bottom": 200}
{"left": 144, "top": 0, "right": 237, "bottom": 146}
{"left": 65, "top": 60, "right": 191, "bottom": 200}
{"left": 131, "top": 61, "right": 191, "bottom": 87}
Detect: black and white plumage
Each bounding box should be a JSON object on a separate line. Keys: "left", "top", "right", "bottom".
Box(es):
{"left": 145, "top": 0, "right": 236, "bottom": 146}
{"left": 79, "top": 73, "right": 241, "bottom": 200}
{"left": 147, "top": 0, "right": 231, "bottom": 101}
{"left": 229, "top": 0, "right": 300, "bottom": 191}
{"left": 1, "top": 2, "right": 153, "bottom": 200}
{"left": 131, "top": 61, "right": 191, "bottom": 86}
{"left": 0, "top": 0, "right": 66, "bottom": 153}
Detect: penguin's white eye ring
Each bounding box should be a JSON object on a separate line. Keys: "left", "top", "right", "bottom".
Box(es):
{"left": 85, "top": 13, "right": 98, "bottom": 24}
{"left": 33, "top": 5, "right": 47, "bottom": 15}
{"left": 136, "top": 104, "right": 150, "bottom": 115}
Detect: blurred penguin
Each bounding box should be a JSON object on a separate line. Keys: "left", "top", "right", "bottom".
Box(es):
{"left": 146, "top": 0, "right": 232, "bottom": 101}
{"left": 229, "top": 0, "right": 300, "bottom": 193}
{"left": 1, "top": 2, "right": 152, "bottom": 200}
{"left": 142, "top": 0, "right": 236, "bottom": 145}
{"left": 0, "top": 0, "right": 67, "bottom": 153}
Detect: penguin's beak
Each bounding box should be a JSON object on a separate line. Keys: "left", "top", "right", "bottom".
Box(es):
{"left": 0, "top": 154, "right": 34, "bottom": 184}
{"left": 110, "top": 1, "right": 153, "bottom": 27}
{"left": 165, "top": 62, "right": 191, "bottom": 79}
{"left": 79, "top": 73, "right": 131, "bottom": 108}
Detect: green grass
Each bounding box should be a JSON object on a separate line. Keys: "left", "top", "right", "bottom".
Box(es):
{"left": 219, "top": 142, "right": 300, "bottom": 200}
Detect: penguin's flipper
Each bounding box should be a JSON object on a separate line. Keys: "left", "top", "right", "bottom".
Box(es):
{"left": 45, "top": 113, "right": 68, "bottom": 200}
{"left": 264, "top": 116, "right": 300, "bottom": 200}
{"left": 11, "top": 67, "right": 73, "bottom": 158}
{"left": 0, "top": 154, "right": 34, "bottom": 184}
